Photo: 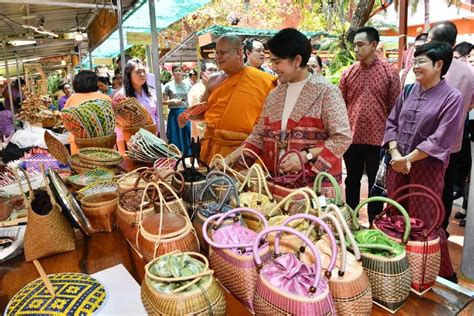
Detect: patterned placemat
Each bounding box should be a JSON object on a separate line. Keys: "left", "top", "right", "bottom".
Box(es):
{"left": 5, "top": 273, "right": 107, "bottom": 315}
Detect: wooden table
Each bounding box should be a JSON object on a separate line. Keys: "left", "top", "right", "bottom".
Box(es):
{"left": 1, "top": 158, "right": 473, "bottom": 315}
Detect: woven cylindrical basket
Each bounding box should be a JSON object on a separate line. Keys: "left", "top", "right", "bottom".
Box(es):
{"left": 141, "top": 252, "right": 226, "bottom": 315}
{"left": 171, "top": 168, "right": 208, "bottom": 210}
{"left": 122, "top": 124, "right": 157, "bottom": 143}
{"left": 14, "top": 168, "right": 75, "bottom": 261}
{"left": 375, "top": 186, "right": 443, "bottom": 294}
{"left": 117, "top": 188, "right": 155, "bottom": 248}
{"left": 80, "top": 192, "right": 119, "bottom": 233}
{"left": 203, "top": 207, "right": 271, "bottom": 312}
{"left": 136, "top": 182, "right": 199, "bottom": 262}
{"left": 353, "top": 197, "right": 412, "bottom": 313}
{"left": 253, "top": 226, "right": 336, "bottom": 315}
{"left": 117, "top": 167, "right": 151, "bottom": 193}
{"left": 75, "top": 133, "right": 117, "bottom": 149}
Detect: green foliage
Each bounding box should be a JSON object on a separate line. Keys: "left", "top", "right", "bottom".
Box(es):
{"left": 126, "top": 45, "right": 146, "bottom": 62}
{"left": 322, "top": 31, "right": 356, "bottom": 85}
{"left": 160, "top": 68, "right": 172, "bottom": 84}
{"left": 47, "top": 72, "right": 63, "bottom": 95}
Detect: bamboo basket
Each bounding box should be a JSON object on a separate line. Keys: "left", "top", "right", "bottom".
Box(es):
{"left": 75, "top": 133, "right": 117, "bottom": 149}
{"left": 253, "top": 226, "right": 336, "bottom": 315}
{"left": 80, "top": 192, "right": 119, "bottom": 233}
{"left": 136, "top": 182, "right": 199, "bottom": 262}
{"left": 141, "top": 251, "right": 226, "bottom": 315}
{"left": 375, "top": 186, "right": 443, "bottom": 294}
{"left": 203, "top": 207, "right": 271, "bottom": 312}
{"left": 122, "top": 124, "right": 157, "bottom": 143}
{"left": 352, "top": 197, "right": 412, "bottom": 313}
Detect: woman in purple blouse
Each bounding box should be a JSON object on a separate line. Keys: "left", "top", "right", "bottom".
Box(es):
{"left": 383, "top": 41, "right": 463, "bottom": 282}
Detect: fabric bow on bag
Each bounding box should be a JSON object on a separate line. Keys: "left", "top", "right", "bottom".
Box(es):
{"left": 375, "top": 215, "right": 427, "bottom": 240}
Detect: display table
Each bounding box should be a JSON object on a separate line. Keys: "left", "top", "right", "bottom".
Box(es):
{"left": 1, "top": 158, "right": 473, "bottom": 315}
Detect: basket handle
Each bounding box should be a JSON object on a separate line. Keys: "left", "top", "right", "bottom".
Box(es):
{"left": 276, "top": 149, "right": 307, "bottom": 184}
{"left": 267, "top": 188, "right": 311, "bottom": 218}
{"left": 240, "top": 164, "right": 275, "bottom": 204}
{"left": 295, "top": 187, "right": 322, "bottom": 215}
{"left": 240, "top": 147, "right": 271, "bottom": 178}
{"left": 199, "top": 171, "right": 240, "bottom": 209}
{"left": 376, "top": 191, "right": 440, "bottom": 239}
{"left": 159, "top": 171, "right": 185, "bottom": 194}
{"left": 313, "top": 172, "right": 343, "bottom": 206}
{"left": 144, "top": 251, "right": 213, "bottom": 294}
{"left": 210, "top": 153, "right": 245, "bottom": 183}
{"left": 133, "top": 169, "right": 160, "bottom": 188}
{"left": 253, "top": 226, "right": 324, "bottom": 292}
{"left": 389, "top": 184, "right": 445, "bottom": 228}
{"left": 353, "top": 196, "right": 411, "bottom": 244}
{"left": 202, "top": 207, "right": 269, "bottom": 250}
{"left": 318, "top": 213, "right": 348, "bottom": 274}
{"left": 324, "top": 204, "right": 361, "bottom": 260}
{"left": 277, "top": 213, "right": 338, "bottom": 275}
{"left": 116, "top": 166, "right": 149, "bottom": 182}
{"left": 13, "top": 167, "right": 34, "bottom": 207}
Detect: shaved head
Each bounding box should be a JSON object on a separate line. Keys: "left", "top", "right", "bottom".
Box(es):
{"left": 217, "top": 35, "right": 242, "bottom": 49}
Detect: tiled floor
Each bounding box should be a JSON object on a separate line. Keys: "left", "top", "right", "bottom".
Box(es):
{"left": 352, "top": 174, "right": 465, "bottom": 276}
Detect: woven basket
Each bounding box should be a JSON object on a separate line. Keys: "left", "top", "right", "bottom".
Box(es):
{"left": 141, "top": 252, "right": 226, "bottom": 315}
{"left": 114, "top": 97, "right": 154, "bottom": 128}
{"left": 352, "top": 197, "right": 412, "bottom": 313}
{"left": 75, "top": 133, "right": 117, "bottom": 149}
{"left": 253, "top": 226, "right": 336, "bottom": 315}
{"left": 203, "top": 207, "right": 270, "bottom": 312}
{"left": 314, "top": 171, "right": 354, "bottom": 231}
{"left": 117, "top": 188, "right": 155, "bottom": 250}
{"left": 136, "top": 182, "right": 199, "bottom": 262}
{"left": 117, "top": 167, "right": 151, "bottom": 193}
{"left": 123, "top": 124, "right": 157, "bottom": 143}
{"left": 14, "top": 167, "right": 75, "bottom": 261}
{"left": 238, "top": 164, "right": 277, "bottom": 232}
{"left": 80, "top": 192, "right": 119, "bottom": 233}
{"left": 375, "top": 186, "right": 443, "bottom": 294}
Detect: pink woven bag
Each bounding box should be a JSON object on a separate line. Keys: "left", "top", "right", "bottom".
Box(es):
{"left": 202, "top": 207, "right": 271, "bottom": 312}
{"left": 252, "top": 226, "right": 336, "bottom": 315}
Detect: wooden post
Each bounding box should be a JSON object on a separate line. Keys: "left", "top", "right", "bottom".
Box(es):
{"left": 398, "top": 0, "right": 408, "bottom": 70}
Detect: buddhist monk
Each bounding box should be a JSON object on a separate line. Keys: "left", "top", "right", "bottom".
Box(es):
{"left": 178, "top": 35, "right": 276, "bottom": 163}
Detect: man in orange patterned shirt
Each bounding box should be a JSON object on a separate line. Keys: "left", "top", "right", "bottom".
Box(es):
{"left": 339, "top": 27, "right": 401, "bottom": 223}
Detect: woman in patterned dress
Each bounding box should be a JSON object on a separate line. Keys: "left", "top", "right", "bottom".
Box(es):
{"left": 223, "top": 28, "right": 352, "bottom": 195}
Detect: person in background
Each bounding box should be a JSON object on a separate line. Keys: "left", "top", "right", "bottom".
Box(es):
{"left": 178, "top": 35, "right": 276, "bottom": 164}
{"left": 116, "top": 54, "right": 156, "bottom": 90}
{"left": 401, "top": 33, "right": 429, "bottom": 87}
{"left": 2, "top": 79, "right": 25, "bottom": 113}
{"left": 375, "top": 42, "right": 385, "bottom": 60}
{"left": 428, "top": 21, "right": 474, "bottom": 236}
{"left": 453, "top": 42, "right": 473, "bottom": 63}
{"left": 111, "top": 73, "right": 123, "bottom": 98}
{"left": 384, "top": 41, "right": 462, "bottom": 282}
{"left": 307, "top": 54, "right": 323, "bottom": 74}
{"left": 224, "top": 28, "right": 352, "bottom": 195}
{"left": 97, "top": 76, "right": 113, "bottom": 96}
{"left": 163, "top": 64, "right": 192, "bottom": 153}
{"left": 186, "top": 69, "right": 198, "bottom": 86}
{"left": 113, "top": 58, "right": 158, "bottom": 126}
{"left": 0, "top": 102, "right": 13, "bottom": 144}
{"left": 339, "top": 26, "right": 401, "bottom": 224}
{"left": 57, "top": 83, "right": 72, "bottom": 111}
{"left": 65, "top": 71, "right": 111, "bottom": 108}
{"left": 187, "top": 60, "right": 218, "bottom": 140}
{"left": 243, "top": 38, "right": 275, "bottom": 75}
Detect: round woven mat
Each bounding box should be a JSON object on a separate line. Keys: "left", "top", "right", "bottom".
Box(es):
{"left": 6, "top": 273, "right": 106, "bottom": 315}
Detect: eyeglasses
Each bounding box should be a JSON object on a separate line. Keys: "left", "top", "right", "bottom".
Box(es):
{"left": 132, "top": 69, "right": 146, "bottom": 75}
{"left": 412, "top": 59, "right": 430, "bottom": 67}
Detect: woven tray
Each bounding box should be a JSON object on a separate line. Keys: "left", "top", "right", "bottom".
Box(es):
{"left": 78, "top": 147, "right": 123, "bottom": 164}
{"left": 67, "top": 168, "right": 114, "bottom": 187}
{"left": 77, "top": 180, "right": 119, "bottom": 198}
{"left": 44, "top": 131, "right": 70, "bottom": 164}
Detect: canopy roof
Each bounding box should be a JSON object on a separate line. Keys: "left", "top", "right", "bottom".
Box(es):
{"left": 159, "top": 25, "right": 336, "bottom": 63}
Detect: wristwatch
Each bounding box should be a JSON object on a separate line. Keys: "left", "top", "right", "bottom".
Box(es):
{"left": 302, "top": 149, "right": 314, "bottom": 163}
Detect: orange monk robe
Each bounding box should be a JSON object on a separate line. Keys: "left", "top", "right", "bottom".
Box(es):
{"left": 200, "top": 66, "right": 275, "bottom": 164}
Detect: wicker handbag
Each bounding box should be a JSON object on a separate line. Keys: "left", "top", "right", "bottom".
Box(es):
{"left": 314, "top": 171, "right": 354, "bottom": 230}
{"left": 141, "top": 251, "right": 226, "bottom": 315}
{"left": 14, "top": 167, "right": 75, "bottom": 261}
{"left": 80, "top": 192, "right": 119, "bottom": 233}
{"left": 203, "top": 207, "right": 271, "bottom": 312}
{"left": 171, "top": 138, "right": 210, "bottom": 211}
{"left": 117, "top": 167, "right": 150, "bottom": 193}
{"left": 352, "top": 196, "right": 412, "bottom": 313}
{"left": 374, "top": 187, "right": 442, "bottom": 294}
{"left": 317, "top": 207, "right": 373, "bottom": 315}
{"left": 136, "top": 182, "right": 200, "bottom": 262}
{"left": 253, "top": 226, "right": 336, "bottom": 315}
{"left": 238, "top": 163, "right": 277, "bottom": 231}
{"left": 193, "top": 171, "right": 241, "bottom": 253}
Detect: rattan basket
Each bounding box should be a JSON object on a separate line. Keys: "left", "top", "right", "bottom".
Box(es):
{"left": 80, "top": 192, "right": 119, "bottom": 233}
{"left": 75, "top": 133, "right": 117, "bottom": 149}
